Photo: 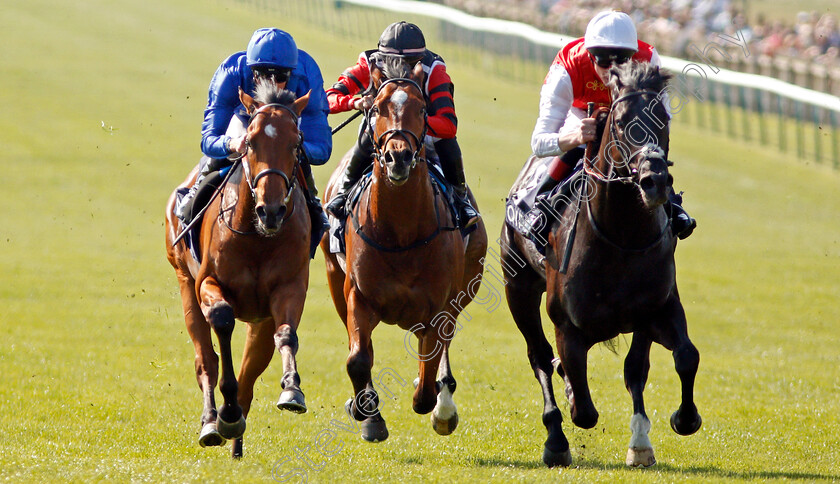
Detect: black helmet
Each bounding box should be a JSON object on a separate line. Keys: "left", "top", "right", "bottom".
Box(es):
{"left": 378, "top": 21, "right": 426, "bottom": 56}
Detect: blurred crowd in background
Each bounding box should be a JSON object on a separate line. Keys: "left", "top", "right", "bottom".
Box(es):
{"left": 428, "top": 0, "right": 840, "bottom": 72}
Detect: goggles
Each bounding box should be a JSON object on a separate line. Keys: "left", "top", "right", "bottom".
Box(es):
{"left": 588, "top": 49, "right": 634, "bottom": 68}
{"left": 252, "top": 66, "right": 291, "bottom": 83}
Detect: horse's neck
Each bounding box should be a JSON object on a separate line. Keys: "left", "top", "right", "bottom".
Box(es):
{"left": 588, "top": 159, "right": 664, "bottom": 245}
{"left": 228, "top": 171, "right": 256, "bottom": 231}
{"left": 368, "top": 164, "right": 438, "bottom": 242}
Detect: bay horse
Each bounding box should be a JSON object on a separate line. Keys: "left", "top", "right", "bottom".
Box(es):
{"left": 320, "top": 57, "right": 488, "bottom": 441}
{"left": 165, "top": 84, "right": 312, "bottom": 458}
{"left": 501, "top": 62, "right": 701, "bottom": 468}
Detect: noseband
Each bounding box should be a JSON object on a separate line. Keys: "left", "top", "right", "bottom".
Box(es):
{"left": 365, "top": 77, "right": 428, "bottom": 169}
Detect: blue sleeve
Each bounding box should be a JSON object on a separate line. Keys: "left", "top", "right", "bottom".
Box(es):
{"left": 293, "top": 51, "right": 333, "bottom": 165}
{"left": 200, "top": 53, "right": 247, "bottom": 159}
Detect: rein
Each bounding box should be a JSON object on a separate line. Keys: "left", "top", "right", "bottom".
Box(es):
{"left": 581, "top": 89, "right": 670, "bottom": 252}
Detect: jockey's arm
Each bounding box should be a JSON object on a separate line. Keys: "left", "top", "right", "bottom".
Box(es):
{"left": 326, "top": 53, "right": 371, "bottom": 114}
{"left": 531, "top": 62, "right": 577, "bottom": 157}
{"left": 200, "top": 56, "right": 243, "bottom": 159}
{"left": 296, "top": 51, "right": 333, "bottom": 165}
{"left": 425, "top": 63, "right": 457, "bottom": 138}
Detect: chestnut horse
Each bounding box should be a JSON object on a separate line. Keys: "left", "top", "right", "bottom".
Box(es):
{"left": 501, "top": 63, "right": 701, "bottom": 468}
{"left": 165, "top": 85, "right": 312, "bottom": 458}
{"left": 321, "top": 57, "right": 488, "bottom": 441}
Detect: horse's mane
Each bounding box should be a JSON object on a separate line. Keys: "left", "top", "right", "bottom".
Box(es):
{"left": 253, "top": 81, "right": 297, "bottom": 107}
{"left": 372, "top": 53, "right": 414, "bottom": 80}
{"left": 607, "top": 61, "right": 672, "bottom": 95}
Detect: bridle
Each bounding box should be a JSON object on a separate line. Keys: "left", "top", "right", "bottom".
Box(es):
{"left": 222, "top": 102, "right": 302, "bottom": 235}
{"left": 364, "top": 77, "right": 428, "bottom": 169}
{"left": 580, "top": 89, "right": 672, "bottom": 252}
{"left": 584, "top": 90, "right": 670, "bottom": 186}
{"left": 348, "top": 76, "right": 459, "bottom": 252}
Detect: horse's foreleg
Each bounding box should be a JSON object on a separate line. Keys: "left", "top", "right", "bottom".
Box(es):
{"left": 345, "top": 289, "right": 388, "bottom": 442}
{"left": 199, "top": 277, "right": 245, "bottom": 440}
{"left": 624, "top": 333, "right": 656, "bottom": 467}
{"left": 179, "top": 272, "right": 224, "bottom": 448}
{"left": 413, "top": 329, "right": 445, "bottom": 416}
{"left": 430, "top": 344, "right": 458, "bottom": 435}
{"left": 323, "top": 252, "right": 349, "bottom": 326}
{"left": 232, "top": 320, "right": 277, "bottom": 458}
{"left": 505, "top": 265, "right": 570, "bottom": 468}
{"left": 650, "top": 297, "right": 702, "bottom": 436}
{"left": 555, "top": 325, "right": 598, "bottom": 429}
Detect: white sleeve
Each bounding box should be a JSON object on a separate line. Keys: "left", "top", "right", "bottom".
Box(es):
{"left": 530, "top": 63, "right": 574, "bottom": 157}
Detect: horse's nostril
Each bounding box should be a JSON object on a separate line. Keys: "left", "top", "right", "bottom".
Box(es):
{"left": 255, "top": 205, "right": 266, "bottom": 220}
{"left": 640, "top": 177, "right": 655, "bottom": 191}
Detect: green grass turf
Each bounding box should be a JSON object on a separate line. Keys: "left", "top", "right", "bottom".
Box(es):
{"left": 1, "top": 0, "right": 838, "bottom": 482}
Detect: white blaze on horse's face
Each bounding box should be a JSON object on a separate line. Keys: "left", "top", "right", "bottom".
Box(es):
{"left": 390, "top": 90, "right": 408, "bottom": 112}
{"left": 264, "top": 124, "right": 278, "bottom": 139}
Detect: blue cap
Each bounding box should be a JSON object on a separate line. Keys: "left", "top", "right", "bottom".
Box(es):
{"left": 246, "top": 28, "right": 298, "bottom": 68}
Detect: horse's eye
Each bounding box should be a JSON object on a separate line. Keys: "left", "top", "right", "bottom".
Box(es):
{"left": 615, "top": 120, "right": 625, "bottom": 129}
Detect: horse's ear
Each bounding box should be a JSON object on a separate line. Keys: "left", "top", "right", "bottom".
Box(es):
{"left": 607, "top": 67, "right": 623, "bottom": 98}
{"left": 239, "top": 87, "right": 257, "bottom": 115}
{"left": 370, "top": 55, "right": 384, "bottom": 90}
{"left": 410, "top": 61, "right": 424, "bottom": 84}
{"left": 293, "top": 90, "right": 310, "bottom": 116}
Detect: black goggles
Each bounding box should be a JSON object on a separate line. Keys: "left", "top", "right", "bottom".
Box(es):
{"left": 253, "top": 66, "right": 291, "bottom": 83}
{"left": 588, "top": 49, "right": 634, "bottom": 68}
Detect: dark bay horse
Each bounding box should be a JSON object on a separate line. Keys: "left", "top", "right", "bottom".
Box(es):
{"left": 165, "top": 84, "right": 312, "bottom": 458}
{"left": 320, "top": 57, "right": 488, "bottom": 441}
{"left": 501, "top": 62, "right": 701, "bottom": 468}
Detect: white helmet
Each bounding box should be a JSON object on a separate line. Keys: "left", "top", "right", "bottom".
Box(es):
{"left": 584, "top": 11, "right": 638, "bottom": 51}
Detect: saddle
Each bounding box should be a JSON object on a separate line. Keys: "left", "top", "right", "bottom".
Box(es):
{"left": 505, "top": 157, "right": 585, "bottom": 254}
{"left": 174, "top": 167, "right": 229, "bottom": 262}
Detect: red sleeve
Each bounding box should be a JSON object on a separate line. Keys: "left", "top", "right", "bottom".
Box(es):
{"left": 425, "top": 63, "right": 457, "bottom": 138}
{"left": 326, "top": 52, "right": 371, "bottom": 114}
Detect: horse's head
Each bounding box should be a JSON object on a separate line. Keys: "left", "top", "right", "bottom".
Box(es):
{"left": 238, "top": 84, "right": 309, "bottom": 235}
{"left": 366, "top": 55, "right": 427, "bottom": 186}
{"left": 602, "top": 62, "right": 673, "bottom": 208}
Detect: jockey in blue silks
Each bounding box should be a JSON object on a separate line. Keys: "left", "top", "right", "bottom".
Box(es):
{"left": 177, "top": 28, "right": 332, "bottom": 235}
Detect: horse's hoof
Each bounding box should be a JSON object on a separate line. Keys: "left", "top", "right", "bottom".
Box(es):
{"left": 431, "top": 411, "right": 458, "bottom": 436}
{"left": 670, "top": 410, "right": 702, "bottom": 436}
{"left": 542, "top": 445, "right": 572, "bottom": 468}
{"left": 216, "top": 415, "right": 246, "bottom": 440}
{"left": 361, "top": 416, "right": 389, "bottom": 442}
{"left": 276, "top": 389, "right": 307, "bottom": 414}
{"left": 231, "top": 438, "right": 243, "bottom": 459}
{"left": 626, "top": 446, "right": 656, "bottom": 467}
{"left": 198, "top": 422, "right": 226, "bottom": 447}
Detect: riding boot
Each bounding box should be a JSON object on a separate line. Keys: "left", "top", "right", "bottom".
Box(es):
{"left": 671, "top": 203, "right": 696, "bottom": 239}
{"left": 668, "top": 190, "right": 696, "bottom": 240}
{"left": 300, "top": 160, "right": 329, "bottom": 257}
{"left": 176, "top": 156, "right": 228, "bottom": 223}
{"left": 325, "top": 135, "right": 373, "bottom": 219}
{"left": 436, "top": 138, "right": 480, "bottom": 229}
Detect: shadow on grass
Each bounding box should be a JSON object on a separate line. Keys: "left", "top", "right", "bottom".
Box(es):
{"left": 471, "top": 454, "right": 840, "bottom": 481}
